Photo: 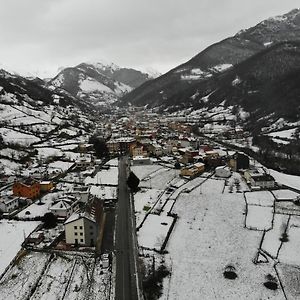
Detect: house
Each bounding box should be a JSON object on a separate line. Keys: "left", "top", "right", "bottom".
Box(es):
{"left": 40, "top": 181, "right": 54, "bottom": 192}
{"left": 131, "top": 145, "right": 148, "bottom": 157}
{"left": 215, "top": 166, "right": 231, "bottom": 178}
{"left": 132, "top": 156, "right": 151, "bottom": 165}
{"left": 0, "top": 196, "right": 20, "bottom": 213}
{"left": 68, "top": 185, "right": 90, "bottom": 203}
{"left": 13, "top": 179, "right": 40, "bottom": 199}
{"left": 65, "top": 212, "right": 98, "bottom": 246}
{"left": 64, "top": 199, "right": 104, "bottom": 247}
{"left": 180, "top": 162, "right": 205, "bottom": 178}
{"left": 75, "top": 156, "right": 92, "bottom": 169}
{"left": 50, "top": 199, "right": 74, "bottom": 220}
{"left": 249, "top": 174, "right": 275, "bottom": 190}
{"left": 229, "top": 152, "right": 250, "bottom": 171}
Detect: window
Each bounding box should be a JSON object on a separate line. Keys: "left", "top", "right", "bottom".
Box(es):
{"left": 74, "top": 226, "right": 77, "bottom": 229}
{"left": 80, "top": 239, "right": 83, "bottom": 243}
{"left": 74, "top": 232, "right": 78, "bottom": 236}
{"left": 79, "top": 226, "right": 83, "bottom": 230}
{"left": 90, "top": 226, "right": 93, "bottom": 229}
{"left": 80, "top": 232, "right": 83, "bottom": 236}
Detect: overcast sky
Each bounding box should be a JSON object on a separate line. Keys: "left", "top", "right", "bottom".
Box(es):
{"left": 0, "top": 0, "right": 299, "bottom": 77}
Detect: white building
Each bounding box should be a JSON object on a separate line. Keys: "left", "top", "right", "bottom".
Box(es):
{"left": 0, "top": 196, "right": 19, "bottom": 213}
{"left": 64, "top": 212, "right": 98, "bottom": 246}
{"left": 50, "top": 200, "right": 74, "bottom": 219}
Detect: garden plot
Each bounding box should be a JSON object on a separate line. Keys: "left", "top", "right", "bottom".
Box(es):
{"left": 275, "top": 201, "right": 300, "bottom": 215}
{"left": 88, "top": 260, "right": 113, "bottom": 300}
{"left": 163, "top": 181, "right": 284, "bottom": 300}
{"left": 278, "top": 216, "right": 300, "bottom": 266}
{"left": 0, "top": 220, "right": 39, "bottom": 275}
{"left": 276, "top": 263, "right": 300, "bottom": 300}
{"left": 223, "top": 172, "right": 250, "bottom": 193}
{"left": 138, "top": 214, "right": 174, "bottom": 251}
{"left": 246, "top": 205, "right": 274, "bottom": 231}
{"left": 0, "top": 252, "right": 50, "bottom": 300}
{"left": 134, "top": 189, "right": 162, "bottom": 227}
{"left": 30, "top": 254, "right": 75, "bottom": 300}
{"left": 85, "top": 167, "right": 118, "bottom": 186}
{"left": 245, "top": 191, "right": 274, "bottom": 207}
{"left": 131, "top": 164, "right": 163, "bottom": 181}
{"left": 139, "top": 169, "right": 179, "bottom": 190}
{"left": 262, "top": 214, "right": 290, "bottom": 258}
{"left": 272, "top": 189, "right": 299, "bottom": 201}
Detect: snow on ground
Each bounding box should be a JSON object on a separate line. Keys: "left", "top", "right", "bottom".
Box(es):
{"left": 262, "top": 214, "right": 289, "bottom": 258}
{"left": 275, "top": 201, "right": 300, "bottom": 215}
{"left": 272, "top": 189, "right": 299, "bottom": 201}
{"left": 47, "top": 161, "right": 74, "bottom": 173}
{"left": 278, "top": 216, "right": 300, "bottom": 266}
{"left": 30, "top": 254, "right": 74, "bottom": 300}
{"left": 277, "top": 263, "right": 300, "bottom": 300}
{"left": 140, "top": 168, "right": 179, "bottom": 190}
{"left": 85, "top": 167, "right": 118, "bottom": 186}
{"left": 80, "top": 78, "right": 113, "bottom": 93}
{"left": 105, "top": 158, "right": 118, "bottom": 167}
{"left": 0, "top": 158, "right": 21, "bottom": 175}
{"left": 162, "top": 179, "right": 284, "bottom": 299}
{"left": 267, "top": 128, "right": 297, "bottom": 139}
{"left": 0, "top": 251, "right": 51, "bottom": 299}
{"left": 131, "top": 164, "right": 163, "bottom": 181}
{"left": 269, "top": 169, "right": 300, "bottom": 190}
{"left": 138, "top": 214, "right": 173, "bottom": 250}
{"left": 35, "top": 147, "right": 63, "bottom": 158}
{"left": 245, "top": 191, "right": 274, "bottom": 206}
{"left": 134, "top": 189, "right": 162, "bottom": 227}
{"left": 245, "top": 205, "right": 274, "bottom": 231}
{"left": 0, "top": 128, "right": 40, "bottom": 146}
{"left": 89, "top": 185, "right": 117, "bottom": 200}
{"left": 0, "top": 220, "right": 39, "bottom": 275}
{"left": 16, "top": 194, "right": 56, "bottom": 219}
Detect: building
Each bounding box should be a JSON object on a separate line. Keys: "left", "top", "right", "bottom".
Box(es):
{"left": 180, "top": 162, "right": 205, "bottom": 178}
{"left": 64, "top": 199, "right": 104, "bottom": 247}
{"left": 132, "top": 156, "right": 151, "bottom": 165}
{"left": 68, "top": 185, "right": 90, "bottom": 203}
{"left": 50, "top": 199, "right": 74, "bottom": 220}
{"left": 65, "top": 212, "right": 98, "bottom": 246}
{"left": 131, "top": 145, "right": 148, "bottom": 157}
{"left": 229, "top": 152, "right": 250, "bottom": 171}
{"left": 0, "top": 196, "right": 20, "bottom": 213}
{"left": 249, "top": 174, "right": 275, "bottom": 190}
{"left": 13, "top": 179, "right": 40, "bottom": 199}
{"left": 40, "top": 181, "right": 54, "bottom": 192}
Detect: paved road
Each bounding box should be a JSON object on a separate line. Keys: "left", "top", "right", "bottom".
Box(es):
{"left": 115, "top": 156, "right": 140, "bottom": 300}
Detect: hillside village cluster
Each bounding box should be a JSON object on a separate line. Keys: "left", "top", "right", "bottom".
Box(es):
{"left": 1, "top": 104, "right": 300, "bottom": 299}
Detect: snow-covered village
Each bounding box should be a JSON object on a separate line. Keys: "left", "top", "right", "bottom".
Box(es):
{"left": 1, "top": 1, "right": 300, "bottom": 300}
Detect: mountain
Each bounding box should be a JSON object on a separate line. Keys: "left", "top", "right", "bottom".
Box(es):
{"left": 0, "top": 69, "right": 93, "bottom": 112}
{"left": 120, "top": 8, "right": 300, "bottom": 110}
{"left": 48, "top": 62, "right": 156, "bottom": 106}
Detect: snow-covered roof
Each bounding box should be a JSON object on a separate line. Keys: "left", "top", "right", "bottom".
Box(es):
{"left": 64, "top": 212, "right": 95, "bottom": 225}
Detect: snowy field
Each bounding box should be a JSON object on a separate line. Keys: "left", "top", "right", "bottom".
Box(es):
{"left": 269, "top": 169, "right": 300, "bottom": 190}
{"left": 131, "top": 164, "right": 163, "bottom": 181}
{"left": 159, "top": 179, "right": 284, "bottom": 299}
{"left": 138, "top": 214, "right": 173, "bottom": 250}
{"left": 0, "top": 220, "right": 39, "bottom": 275}
{"left": 134, "top": 188, "right": 162, "bottom": 227}
{"left": 85, "top": 167, "right": 118, "bottom": 186}
{"left": 0, "top": 252, "right": 112, "bottom": 300}
{"left": 90, "top": 185, "right": 117, "bottom": 200}
{"left": 272, "top": 189, "right": 299, "bottom": 201}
